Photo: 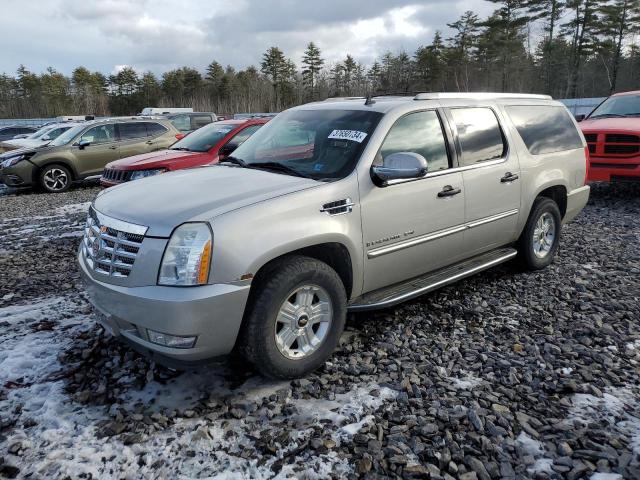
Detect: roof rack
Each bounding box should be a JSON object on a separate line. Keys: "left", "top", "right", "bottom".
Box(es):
{"left": 322, "top": 96, "right": 366, "bottom": 102}
{"left": 413, "top": 92, "right": 552, "bottom": 101}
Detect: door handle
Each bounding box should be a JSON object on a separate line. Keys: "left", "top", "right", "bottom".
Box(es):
{"left": 501, "top": 172, "right": 519, "bottom": 183}
{"left": 437, "top": 185, "right": 462, "bottom": 198}
{"left": 109, "top": 145, "right": 117, "bottom": 150}
{"left": 146, "top": 140, "right": 154, "bottom": 145}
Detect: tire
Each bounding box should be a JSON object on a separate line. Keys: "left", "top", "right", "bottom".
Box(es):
{"left": 517, "top": 196, "right": 562, "bottom": 270}
{"left": 39, "top": 164, "right": 72, "bottom": 193}
{"left": 237, "top": 255, "right": 347, "bottom": 379}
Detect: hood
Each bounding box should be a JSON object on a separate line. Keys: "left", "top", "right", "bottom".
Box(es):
{"left": 93, "top": 165, "right": 319, "bottom": 237}
{"left": 107, "top": 149, "right": 208, "bottom": 170}
{"left": 580, "top": 117, "right": 640, "bottom": 133}
{"left": 4, "top": 139, "right": 47, "bottom": 149}
{"left": 0, "top": 146, "right": 36, "bottom": 159}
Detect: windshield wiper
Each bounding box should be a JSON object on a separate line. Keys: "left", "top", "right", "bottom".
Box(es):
{"left": 589, "top": 113, "right": 626, "bottom": 119}
{"left": 170, "top": 147, "right": 192, "bottom": 151}
{"left": 247, "top": 161, "right": 313, "bottom": 179}
{"left": 219, "top": 155, "right": 247, "bottom": 167}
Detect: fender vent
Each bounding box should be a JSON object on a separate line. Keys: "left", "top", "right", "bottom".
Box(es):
{"left": 320, "top": 198, "right": 354, "bottom": 216}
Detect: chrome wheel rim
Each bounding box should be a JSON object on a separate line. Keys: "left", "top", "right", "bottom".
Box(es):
{"left": 274, "top": 284, "right": 333, "bottom": 360}
{"left": 533, "top": 212, "right": 556, "bottom": 258}
{"left": 43, "top": 168, "right": 68, "bottom": 191}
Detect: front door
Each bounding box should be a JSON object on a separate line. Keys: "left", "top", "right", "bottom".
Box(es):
{"left": 116, "top": 122, "right": 155, "bottom": 159}
{"left": 360, "top": 109, "right": 467, "bottom": 293}
{"left": 446, "top": 107, "right": 522, "bottom": 255}
{"left": 73, "top": 124, "right": 118, "bottom": 176}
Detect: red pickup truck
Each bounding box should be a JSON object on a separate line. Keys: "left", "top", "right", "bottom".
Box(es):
{"left": 580, "top": 90, "right": 640, "bottom": 183}
{"left": 100, "top": 118, "right": 269, "bottom": 186}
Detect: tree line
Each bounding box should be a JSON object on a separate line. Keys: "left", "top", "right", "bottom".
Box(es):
{"left": 1, "top": 0, "right": 639, "bottom": 118}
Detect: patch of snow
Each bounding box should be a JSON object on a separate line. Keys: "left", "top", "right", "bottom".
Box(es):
{"left": 54, "top": 201, "right": 91, "bottom": 215}
{"left": 590, "top": 473, "right": 623, "bottom": 480}
{"left": 516, "top": 432, "right": 554, "bottom": 475}
{"left": 567, "top": 387, "right": 640, "bottom": 455}
{"left": 561, "top": 367, "right": 573, "bottom": 375}
{"left": 449, "top": 371, "right": 482, "bottom": 390}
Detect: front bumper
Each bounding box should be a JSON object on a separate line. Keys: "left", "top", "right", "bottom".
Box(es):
{"left": 78, "top": 248, "right": 251, "bottom": 364}
{"left": 564, "top": 185, "right": 590, "bottom": 224}
{"left": 588, "top": 157, "right": 640, "bottom": 182}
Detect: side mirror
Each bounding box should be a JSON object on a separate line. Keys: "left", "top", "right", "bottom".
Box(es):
{"left": 371, "top": 152, "right": 428, "bottom": 186}
{"left": 77, "top": 139, "right": 91, "bottom": 149}
{"left": 41, "top": 135, "right": 51, "bottom": 141}
{"left": 219, "top": 143, "right": 238, "bottom": 158}
{"left": 574, "top": 114, "right": 586, "bottom": 122}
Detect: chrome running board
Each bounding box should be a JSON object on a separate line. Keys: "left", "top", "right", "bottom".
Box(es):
{"left": 348, "top": 247, "right": 517, "bottom": 312}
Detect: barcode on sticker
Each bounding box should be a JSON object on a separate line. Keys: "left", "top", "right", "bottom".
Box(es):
{"left": 328, "top": 129, "right": 368, "bottom": 143}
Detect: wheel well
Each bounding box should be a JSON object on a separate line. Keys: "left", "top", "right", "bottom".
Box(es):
{"left": 253, "top": 243, "right": 353, "bottom": 298}
{"left": 537, "top": 185, "right": 567, "bottom": 219}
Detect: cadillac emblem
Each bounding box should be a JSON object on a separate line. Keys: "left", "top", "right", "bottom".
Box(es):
{"left": 92, "top": 237, "right": 101, "bottom": 257}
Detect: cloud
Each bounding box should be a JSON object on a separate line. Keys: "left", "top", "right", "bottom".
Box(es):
{"left": 0, "top": 0, "right": 493, "bottom": 76}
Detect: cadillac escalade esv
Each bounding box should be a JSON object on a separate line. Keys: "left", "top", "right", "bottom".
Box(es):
{"left": 79, "top": 93, "right": 590, "bottom": 379}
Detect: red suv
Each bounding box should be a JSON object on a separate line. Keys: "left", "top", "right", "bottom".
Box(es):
{"left": 100, "top": 118, "right": 269, "bottom": 186}
{"left": 580, "top": 91, "right": 640, "bottom": 183}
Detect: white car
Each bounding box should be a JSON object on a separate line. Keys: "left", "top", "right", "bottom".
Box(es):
{"left": 0, "top": 123, "right": 75, "bottom": 152}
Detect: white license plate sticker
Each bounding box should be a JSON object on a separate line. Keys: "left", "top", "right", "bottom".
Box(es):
{"left": 328, "top": 129, "right": 368, "bottom": 143}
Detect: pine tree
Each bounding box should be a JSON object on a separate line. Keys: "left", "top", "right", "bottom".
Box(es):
{"left": 526, "top": 0, "right": 566, "bottom": 93}
{"left": 301, "top": 42, "right": 324, "bottom": 100}
{"left": 261, "top": 47, "right": 294, "bottom": 109}
{"left": 597, "top": 0, "right": 640, "bottom": 92}
{"left": 447, "top": 12, "right": 480, "bottom": 91}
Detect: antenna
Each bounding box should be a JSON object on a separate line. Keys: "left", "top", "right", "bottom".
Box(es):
{"left": 364, "top": 94, "right": 376, "bottom": 106}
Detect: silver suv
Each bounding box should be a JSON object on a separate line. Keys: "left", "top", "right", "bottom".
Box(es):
{"left": 79, "top": 93, "right": 590, "bottom": 378}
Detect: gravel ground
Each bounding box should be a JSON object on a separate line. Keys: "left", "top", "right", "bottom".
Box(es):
{"left": 0, "top": 182, "right": 639, "bottom": 479}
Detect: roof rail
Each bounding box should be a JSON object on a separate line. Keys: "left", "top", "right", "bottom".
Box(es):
{"left": 413, "top": 92, "right": 552, "bottom": 101}
{"left": 322, "top": 96, "right": 366, "bottom": 102}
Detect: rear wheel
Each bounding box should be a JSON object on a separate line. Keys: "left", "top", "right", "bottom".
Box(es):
{"left": 517, "top": 197, "right": 562, "bottom": 270}
{"left": 238, "top": 255, "right": 347, "bottom": 379}
{"left": 39, "top": 164, "right": 72, "bottom": 193}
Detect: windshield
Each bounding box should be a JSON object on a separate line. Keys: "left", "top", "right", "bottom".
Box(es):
{"left": 589, "top": 94, "right": 640, "bottom": 118}
{"left": 49, "top": 124, "right": 85, "bottom": 147}
{"left": 28, "top": 126, "right": 55, "bottom": 139}
{"left": 170, "top": 123, "right": 235, "bottom": 152}
{"left": 228, "top": 109, "right": 383, "bottom": 180}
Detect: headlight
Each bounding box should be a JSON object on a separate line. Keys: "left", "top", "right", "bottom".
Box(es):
{"left": 158, "top": 223, "right": 212, "bottom": 286}
{"left": 1, "top": 154, "right": 25, "bottom": 168}
{"left": 130, "top": 168, "right": 166, "bottom": 180}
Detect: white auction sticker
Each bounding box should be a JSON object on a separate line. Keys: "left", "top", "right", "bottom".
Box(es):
{"left": 328, "top": 129, "right": 368, "bottom": 143}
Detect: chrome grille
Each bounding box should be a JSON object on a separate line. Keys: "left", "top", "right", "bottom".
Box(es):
{"left": 82, "top": 207, "right": 147, "bottom": 278}
{"left": 101, "top": 168, "right": 133, "bottom": 183}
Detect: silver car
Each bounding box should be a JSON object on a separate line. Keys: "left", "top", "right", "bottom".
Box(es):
{"left": 79, "top": 93, "right": 590, "bottom": 378}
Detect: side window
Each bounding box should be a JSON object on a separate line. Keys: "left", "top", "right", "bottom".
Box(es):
{"left": 450, "top": 108, "right": 505, "bottom": 166}
{"left": 80, "top": 124, "right": 115, "bottom": 144}
{"left": 505, "top": 105, "right": 584, "bottom": 155}
{"left": 47, "top": 128, "right": 67, "bottom": 140}
{"left": 230, "top": 125, "right": 262, "bottom": 146}
{"left": 377, "top": 110, "right": 450, "bottom": 172}
{"left": 119, "top": 123, "right": 148, "bottom": 141}
{"left": 191, "top": 115, "right": 213, "bottom": 130}
{"left": 170, "top": 115, "right": 191, "bottom": 132}
{"left": 146, "top": 122, "right": 167, "bottom": 137}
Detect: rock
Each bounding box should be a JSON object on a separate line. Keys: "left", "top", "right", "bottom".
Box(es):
{"left": 356, "top": 457, "right": 372, "bottom": 474}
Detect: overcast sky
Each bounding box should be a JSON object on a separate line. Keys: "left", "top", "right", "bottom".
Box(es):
{"left": 0, "top": 0, "right": 495, "bottom": 77}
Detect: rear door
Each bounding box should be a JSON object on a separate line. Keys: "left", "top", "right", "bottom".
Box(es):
{"left": 144, "top": 122, "right": 172, "bottom": 151}
{"left": 445, "top": 106, "right": 521, "bottom": 256}
{"left": 72, "top": 124, "right": 118, "bottom": 176}
{"left": 116, "top": 122, "right": 155, "bottom": 158}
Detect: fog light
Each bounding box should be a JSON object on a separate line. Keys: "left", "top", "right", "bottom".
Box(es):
{"left": 147, "top": 329, "right": 197, "bottom": 349}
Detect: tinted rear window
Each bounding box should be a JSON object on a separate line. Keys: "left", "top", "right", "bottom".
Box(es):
{"left": 505, "top": 106, "right": 583, "bottom": 155}
{"left": 449, "top": 107, "right": 505, "bottom": 166}
{"left": 119, "top": 123, "right": 148, "bottom": 140}
{"left": 146, "top": 122, "right": 167, "bottom": 136}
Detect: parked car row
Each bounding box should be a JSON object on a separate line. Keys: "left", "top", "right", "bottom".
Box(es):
{"left": 0, "top": 115, "right": 269, "bottom": 193}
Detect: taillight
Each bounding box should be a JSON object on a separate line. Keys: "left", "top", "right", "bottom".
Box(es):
{"left": 584, "top": 146, "right": 590, "bottom": 185}
{"left": 175, "top": 133, "right": 185, "bottom": 140}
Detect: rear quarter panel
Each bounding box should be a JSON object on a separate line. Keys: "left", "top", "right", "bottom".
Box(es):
{"left": 497, "top": 103, "right": 587, "bottom": 235}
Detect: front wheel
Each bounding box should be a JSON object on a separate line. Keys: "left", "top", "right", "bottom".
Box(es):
{"left": 39, "top": 164, "right": 72, "bottom": 193}
{"left": 517, "top": 197, "right": 562, "bottom": 270}
{"left": 237, "top": 255, "right": 347, "bottom": 379}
